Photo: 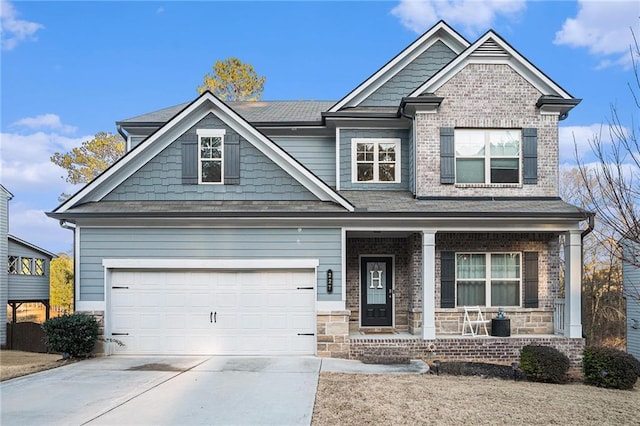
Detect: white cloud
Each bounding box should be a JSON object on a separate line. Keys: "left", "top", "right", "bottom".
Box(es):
{"left": 391, "top": 0, "right": 526, "bottom": 35}
{"left": 12, "top": 113, "right": 78, "bottom": 134}
{"left": 0, "top": 131, "right": 88, "bottom": 193}
{"left": 554, "top": 0, "right": 639, "bottom": 69}
{"left": 0, "top": 0, "right": 44, "bottom": 51}
{"left": 8, "top": 201, "right": 73, "bottom": 255}
{"left": 558, "top": 123, "right": 630, "bottom": 164}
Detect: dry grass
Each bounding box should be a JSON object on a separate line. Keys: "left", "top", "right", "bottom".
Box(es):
{"left": 0, "top": 350, "right": 71, "bottom": 381}
{"left": 312, "top": 372, "right": 640, "bottom": 425}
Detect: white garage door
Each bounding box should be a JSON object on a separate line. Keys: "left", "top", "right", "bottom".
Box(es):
{"left": 109, "top": 269, "right": 316, "bottom": 355}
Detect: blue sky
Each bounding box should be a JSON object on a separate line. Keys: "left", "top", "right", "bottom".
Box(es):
{"left": 1, "top": 0, "right": 638, "bottom": 254}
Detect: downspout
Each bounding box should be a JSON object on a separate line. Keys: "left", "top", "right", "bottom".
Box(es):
{"left": 59, "top": 220, "right": 76, "bottom": 313}
{"left": 117, "top": 124, "right": 129, "bottom": 151}
{"left": 399, "top": 105, "right": 416, "bottom": 197}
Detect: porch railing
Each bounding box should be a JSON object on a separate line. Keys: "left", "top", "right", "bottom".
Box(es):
{"left": 553, "top": 298, "right": 565, "bottom": 335}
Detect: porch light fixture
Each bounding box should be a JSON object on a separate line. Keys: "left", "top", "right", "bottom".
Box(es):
{"left": 370, "top": 263, "right": 383, "bottom": 289}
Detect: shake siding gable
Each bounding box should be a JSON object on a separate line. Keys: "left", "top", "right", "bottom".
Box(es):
{"left": 78, "top": 227, "right": 342, "bottom": 302}
{"left": 360, "top": 40, "right": 456, "bottom": 107}
{"left": 104, "top": 113, "right": 318, "bottom": 201}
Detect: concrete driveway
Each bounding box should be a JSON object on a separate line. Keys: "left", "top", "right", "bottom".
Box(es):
{"left": 0, "top": 356, "right": 321, "bottom": 426}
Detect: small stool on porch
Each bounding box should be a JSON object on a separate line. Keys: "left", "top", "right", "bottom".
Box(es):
{"left": 462, "top": 306, "right": 489, "bottom": 337}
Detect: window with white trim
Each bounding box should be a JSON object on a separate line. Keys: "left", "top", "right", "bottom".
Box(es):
{"left": 456, "top": 252, "right": 521, "bottom": 307}
{"left": 197, "top": 129, "right": 226, "bottom": 184}
{"left": 455, "top": 129, "right": 520, "bottom": 184}
{"left": 352, "top": 138, "right": 401, "bottom": 183}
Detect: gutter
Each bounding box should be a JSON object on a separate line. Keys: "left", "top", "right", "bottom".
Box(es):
{"left": 116, "top": 124, "right": 128, "bottom": 145}
{"left": 59, "top": 220, "right": 77, "bottom": 313}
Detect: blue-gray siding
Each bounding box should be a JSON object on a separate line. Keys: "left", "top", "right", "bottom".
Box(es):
{"left": 130, "top": 136, "right": 146, "bottom": 150}
{"left": 360, "top": 41, "right": 456, "bottom": 107}
{"left": 0, "top": 189, "right": 9, "bottom": 344}
{"left": 271, "top": 137, "right": 336, "bottom": 187}
{"left": 339, "top": 128, "right": 410, "bottom": 190}
{"left": 79, "top": 227, "right": 342, "bottom": 302}
{"left": 623, "top": 242, "right": 640, "bottom": 359}
{"left": 105, "top": 113, "right": 318, "bottom": 202}
{"left": 7, "top": 240, "right": 50, "bottom": 300}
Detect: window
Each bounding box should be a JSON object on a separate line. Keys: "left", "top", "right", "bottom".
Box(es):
{"left": 456, "top": 253, "right": 521, "bottom": 307}
{"left": 455, "top": 129, "right": 520, "bottom": 184}
{"left": 8, "top": 256, "right": 18, "bottom": 274}
{"left": 197, "top": 129, "right": 226, "bottom": 184}
{"left": 352, "top": 138, "right": 401, "bottom": 183}
{"left": 7, "top": 256, "right": 46, "bottom": 276}
{"left": 34, "top": 258, "right": 45, "bottom": 276}
{"left": 21, "top": 257, "right": 33, "bottom": 275}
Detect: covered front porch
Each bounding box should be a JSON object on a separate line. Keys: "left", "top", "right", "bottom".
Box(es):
{"left": 316, "top": 228, "right": 585, "bottom": 365}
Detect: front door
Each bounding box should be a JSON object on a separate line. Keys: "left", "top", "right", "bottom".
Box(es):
{"left": 360, "top": 256, "right": 393, "bottom": 327}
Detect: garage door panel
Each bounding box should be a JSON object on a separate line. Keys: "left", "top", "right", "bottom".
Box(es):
{"left": 110, "top": 269, "right": 316, "bottom": 355}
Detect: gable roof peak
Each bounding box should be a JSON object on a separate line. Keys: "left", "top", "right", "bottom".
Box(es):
{"left": 328, "top": 20, "right": 470, "bottom": 112}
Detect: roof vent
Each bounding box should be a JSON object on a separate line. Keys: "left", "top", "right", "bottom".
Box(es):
{"left": 471, "top": 39, "right": 509, "bottom": 58}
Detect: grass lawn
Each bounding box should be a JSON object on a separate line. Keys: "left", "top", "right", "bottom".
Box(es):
{"left": 312, "top": 372, "right": 639, "bottom": 425}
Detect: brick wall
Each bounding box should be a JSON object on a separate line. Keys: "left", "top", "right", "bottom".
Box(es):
{"left": 349, "top": 336, "right": 585, "bottom": 367}
{"left": 317, "top": 310, "right": 350, "bottom": 358}
{"left": 415, "top": 63, "right": 559, "bottom": 198}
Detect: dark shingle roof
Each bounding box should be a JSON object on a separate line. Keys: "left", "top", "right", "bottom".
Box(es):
{"left": 339, "top": 191, "right": 589, "bottom": 217}
{"left": 118, "top": 100, "right": 336, "bottom": 126}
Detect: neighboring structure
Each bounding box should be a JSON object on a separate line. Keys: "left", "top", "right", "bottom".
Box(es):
{"left": 47, "top": 22, "right": 592, "bottom": 364}
{"left": 1, "top": 185, "right": 55, "bottom": 347}
{"left": 622, "top": 237, "right": 640, "bottom": 360}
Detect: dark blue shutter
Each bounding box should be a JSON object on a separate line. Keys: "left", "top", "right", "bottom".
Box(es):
{"left": 524, "top": 252, "right": 539, "bottom": 308}
{"left": 224, "top": 135, "right": 240, "bottom": 185}
{"left": 181, "top": 133, "right": 198, "bottom": 185}
{"left": 440, "top": 127, "right": 455, "bottom": 184}
{"left": 441, "top": 251, "right": 455, "bottom": 308}
{"left": 523, "top": 128, "right": 538, "bottom": 185}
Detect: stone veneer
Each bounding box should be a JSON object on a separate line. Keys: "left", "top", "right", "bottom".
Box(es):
{"left": 415, "top": 63, "right": 559, "bottom": 198}
{"left": 316, "top": 311, "right": 350, "bottom": 358}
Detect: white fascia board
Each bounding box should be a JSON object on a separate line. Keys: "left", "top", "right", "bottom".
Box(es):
{"left": 55, "top": 97, "right": 213, "bottom": 213}
{"left": 409, "top": 31, "right": 573, "bottom": 99}
{"left": 102, "top": 258, "right": 320, "bottom": 270}
{"left": 329, "top": 22, "right": 469, "bottom": 112}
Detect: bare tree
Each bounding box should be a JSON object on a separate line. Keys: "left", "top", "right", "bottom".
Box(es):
{"left": 575, "top": 29, "right": 640, "bottom": 302}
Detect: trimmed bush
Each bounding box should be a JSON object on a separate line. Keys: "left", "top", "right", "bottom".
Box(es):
{"left": 42, "top": 313, "right": 99, "bottom": 358}
{"left": 583, "top": 346, "right": 640, "bottom": 390}
{"left": 520, "top": 345, "right": 570, "bottom": 384}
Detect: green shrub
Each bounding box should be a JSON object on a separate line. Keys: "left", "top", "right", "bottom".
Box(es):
{"left": 42, "top": 313, "right": 99, "bottom": 358}
{"left": 520, "top": 345, "right": 570, "bottom": 384}
{"left": 583, "top": 346, "right": 640, "bottom": 390}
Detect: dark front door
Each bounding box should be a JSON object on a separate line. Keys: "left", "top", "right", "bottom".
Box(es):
{"left": 360, "top": 256, "right": 393, "bottom": 327}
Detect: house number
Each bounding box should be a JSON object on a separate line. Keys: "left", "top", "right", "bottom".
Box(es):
{"left": 327, "top": 269, "right": 333, "bottom": 293}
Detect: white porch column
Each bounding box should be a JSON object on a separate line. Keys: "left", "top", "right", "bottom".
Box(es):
{"left": 564, "top": 230, "right": 583, "bottom": 338}
{"left": 422, "top": 230, "right": 436, "bottom": 340}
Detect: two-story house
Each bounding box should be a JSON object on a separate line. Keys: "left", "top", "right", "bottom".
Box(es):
{"left": 48, "top": 21, "right": 591, "bottom": 364}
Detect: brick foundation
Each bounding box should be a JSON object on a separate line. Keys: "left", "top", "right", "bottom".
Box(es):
{"left": 349, "top": 336, "right": 585, "bottom": 367}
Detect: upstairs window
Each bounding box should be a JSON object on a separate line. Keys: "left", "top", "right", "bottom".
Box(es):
{"left": 454, "top": 129, "right": 520, "bottom": 184}
{"left": 197, "top": 129, "right": 226, "bottom": 184}
{"left": 8, "top": 256, "right": 46, "bottom": 276}
{"left": 8, "top": 256, "right": 18, "bottom": 274}
{"left": 352, "top": 138, "right": 401, "bottom": 183}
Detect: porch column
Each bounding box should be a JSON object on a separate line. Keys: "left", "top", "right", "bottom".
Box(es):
{"left": 422, "top": 230, "right": 436, "bottom": 340}
{"left": 564, "top": 230, "right": 583, "bottom": 338}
